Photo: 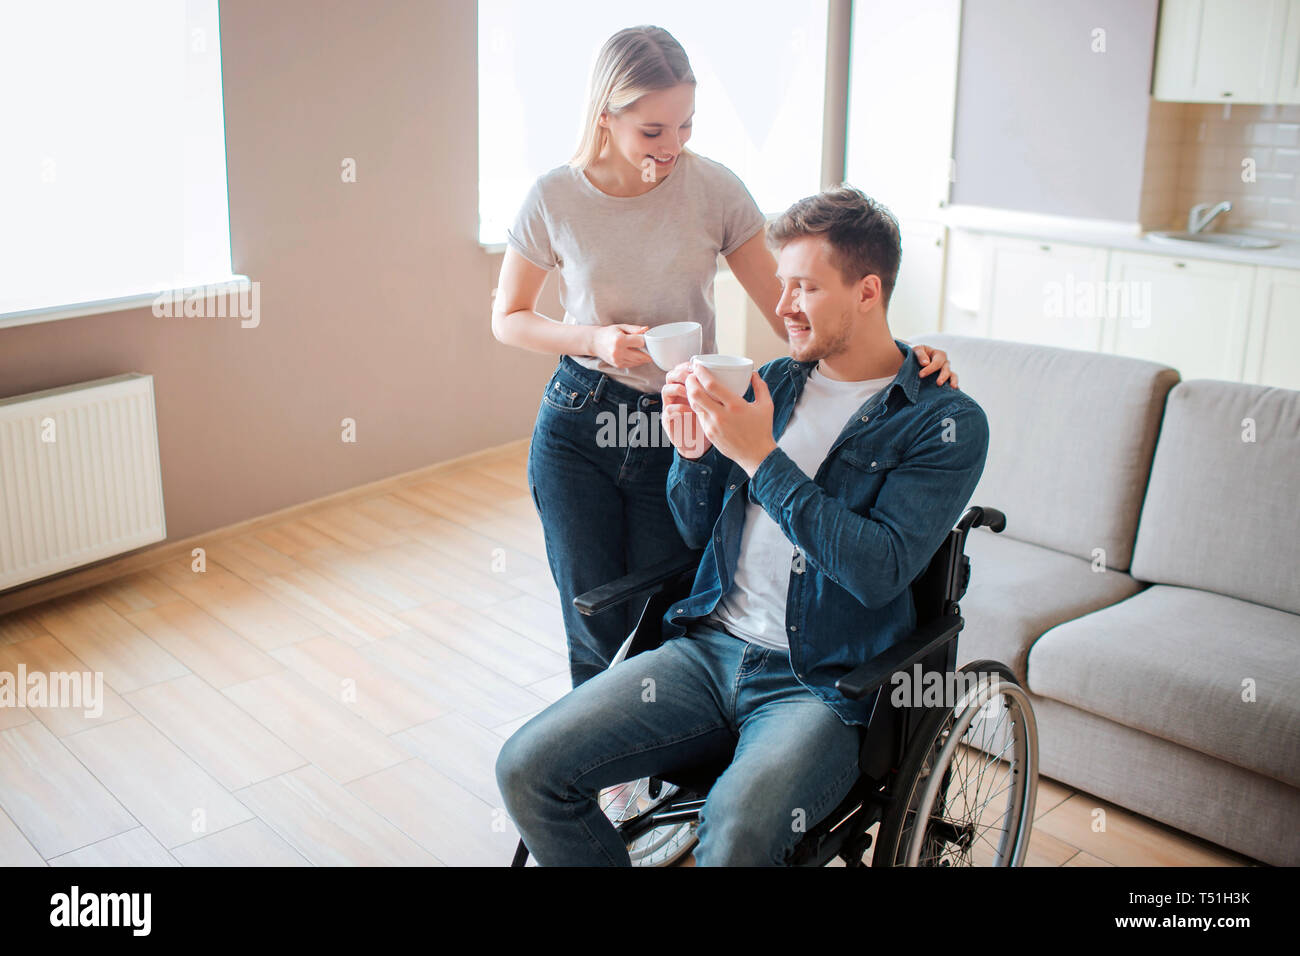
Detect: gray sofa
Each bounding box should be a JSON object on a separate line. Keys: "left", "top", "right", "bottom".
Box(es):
{"left": 915, "top": 333, "right": 1300, "bottom": 867}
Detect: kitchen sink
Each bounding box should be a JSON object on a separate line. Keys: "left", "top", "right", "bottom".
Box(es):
{"left": 1145, "top": 231, "right": 1279, "bottom": 249}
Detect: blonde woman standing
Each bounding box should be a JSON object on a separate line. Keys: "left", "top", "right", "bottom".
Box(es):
{"left": 492, "top": 25, "right": 955, "bottom": 689}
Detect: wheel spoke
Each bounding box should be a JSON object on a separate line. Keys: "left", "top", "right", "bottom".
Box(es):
{"left": 891, "top": 674, "right": 1036, "bottom": 868}
{"left": 602, "top": 778, "right": 698, "bottom": 866}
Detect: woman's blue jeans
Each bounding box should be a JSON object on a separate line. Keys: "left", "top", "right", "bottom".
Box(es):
{"left": 526, "top": 356, "right": 695, "bottom": 688}
{"left": 495, "top": 620, "right": 866, "bottom": 865}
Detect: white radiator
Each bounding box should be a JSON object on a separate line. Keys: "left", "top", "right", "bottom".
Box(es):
{"left": 0, "top": 373, "right": 166, "bottom": 590}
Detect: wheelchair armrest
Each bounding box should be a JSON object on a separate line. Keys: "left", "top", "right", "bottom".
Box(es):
{"left": 573, "top": 549, "right": 704, "bottom": 617}
{"left": 834, "top": 614, "right": 963, "bottom": 701}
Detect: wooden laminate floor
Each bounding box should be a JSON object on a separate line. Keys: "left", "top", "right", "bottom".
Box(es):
{"left": 0, "top": 442, "right": 1256, "bottom": 866}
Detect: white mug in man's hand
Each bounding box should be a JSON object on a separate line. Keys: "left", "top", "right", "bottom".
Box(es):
{"left": 690, "top": 354, "right": 755, "bottom": 397}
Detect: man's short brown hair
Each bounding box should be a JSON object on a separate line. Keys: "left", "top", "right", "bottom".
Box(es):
{"left": 767, "top": 185, "right": 902, "bottom": 311}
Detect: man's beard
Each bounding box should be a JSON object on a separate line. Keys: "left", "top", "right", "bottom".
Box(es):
{"left": 793, "top": 317, "right": 852, "bottom": 366}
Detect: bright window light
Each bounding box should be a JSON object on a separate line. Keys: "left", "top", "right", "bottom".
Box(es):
{"left": 844, "top": 0, "right": 960, "bottom": 220}
{"left": 478, "top": 0, "right": 828, "bottom": 246}
{"left": 0, "top": 0, "right": 237, "bottom": 320}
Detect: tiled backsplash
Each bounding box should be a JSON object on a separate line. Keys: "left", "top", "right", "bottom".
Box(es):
{"left": 1140, "top": 101, "right": 1300, "bottom": 234}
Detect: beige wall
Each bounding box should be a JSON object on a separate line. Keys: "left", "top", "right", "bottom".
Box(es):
{"left": 0, "top": 0, "right": 555, "bottom": 544}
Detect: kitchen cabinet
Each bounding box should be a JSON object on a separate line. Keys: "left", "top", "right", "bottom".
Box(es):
{"left": 1279, "top": 1, "right": 1300, "bottom": 103}
{"left": 1153, "top": 0, "right": 1289, "bottom": 104}
{"left": 979, "top": 237, "right": 1111, "bottom": 351}
{"left": 1244, "top": 267, "right": 1300, "bottom": 388}
{"left": 936, "top": 221, "right": 1300, "bottom": 389}
{"left": 1103, "top": 250, "right": 1254, "bottom": 381}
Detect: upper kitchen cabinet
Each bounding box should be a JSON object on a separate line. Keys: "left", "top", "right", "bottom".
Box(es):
{"left": 1153, "top": 0, "right": 1289, "bottom": 103}
{"left": 1279, "top": 1, "right": 1300, "bottom": 101}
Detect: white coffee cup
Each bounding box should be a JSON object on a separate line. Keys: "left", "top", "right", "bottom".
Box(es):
{"left": 690, "top": 354, "right": 755, "bottom": 397}
{"left": 643, "top": 321, "right": 703, "bottom": 370}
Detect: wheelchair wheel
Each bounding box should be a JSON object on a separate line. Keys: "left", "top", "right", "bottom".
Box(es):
{"left": 874, "top": 660, "right": 1038, "bottom": 867}
{"left": 600, "top": 778, "right": 698, "bottom": 866}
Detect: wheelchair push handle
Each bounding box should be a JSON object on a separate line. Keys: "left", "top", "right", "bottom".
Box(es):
{"left": 958, "top": 505, "right": 1006, "bottom": 535}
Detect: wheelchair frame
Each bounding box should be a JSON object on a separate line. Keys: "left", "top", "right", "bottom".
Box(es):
{"left": 509, "top": 505, "right": 1039, "bottom": 867}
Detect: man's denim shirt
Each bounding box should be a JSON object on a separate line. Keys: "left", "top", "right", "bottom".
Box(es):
{"left": 663, "top": 339, "right": 990, "bottom": 727}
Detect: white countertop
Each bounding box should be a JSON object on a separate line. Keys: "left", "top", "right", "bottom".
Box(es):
{"left": 939, "top": 204, "right": 1300, "bottom": 270}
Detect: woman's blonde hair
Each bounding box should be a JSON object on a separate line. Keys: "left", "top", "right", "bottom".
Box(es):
{"left": 569, "top": 26, "right": 696, "bottom": 170}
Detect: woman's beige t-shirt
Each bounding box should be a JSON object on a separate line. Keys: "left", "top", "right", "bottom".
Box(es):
{"left": 505, "top": 149, "right": 768, "bottom": 394}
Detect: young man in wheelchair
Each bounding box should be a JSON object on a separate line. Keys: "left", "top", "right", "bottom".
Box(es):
{"left": 497, "top": 185, "right": 990, "bottom": 865}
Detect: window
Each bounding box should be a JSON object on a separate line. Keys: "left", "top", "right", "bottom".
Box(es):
{"left": 844, "top": 0, "right": 960, "bottom": 220}
{"left": 478, "top": 0, "right": 828, "bottom": 246}
{"left": 0, "top": 0, "right": 239, "bottom": 325}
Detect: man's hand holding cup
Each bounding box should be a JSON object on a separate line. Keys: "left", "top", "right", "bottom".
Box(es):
{"left": 662, "top": 357, "right": 778, "bottom": 477}
{"left": 662, "top": 361, "right": 711, "bottom": 460}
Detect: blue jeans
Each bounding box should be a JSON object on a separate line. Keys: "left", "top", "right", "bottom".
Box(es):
{"left": 527, "top": 356, "right": 694, "bottom": 688}
{"left": 495, "top": 621, "right": 867, "bottom": 866}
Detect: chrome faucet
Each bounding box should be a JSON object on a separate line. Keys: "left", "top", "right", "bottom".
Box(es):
{"left": 1187, "top": 201, "right": 1232, "bottom": 234}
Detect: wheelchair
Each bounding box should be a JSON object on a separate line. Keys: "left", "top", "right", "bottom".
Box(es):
{"left": 509, "top": 505, "right": 1039, "bottom": 867}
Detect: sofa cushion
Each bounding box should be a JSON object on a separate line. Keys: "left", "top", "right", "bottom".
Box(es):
{"left": 1130, "top": 380, "right": 1300, "bottom": 615}
{"left": 1027, "top": 584, "right": 1300, "bottom": 789}
{"left": 916, "top": 334, "right": 1178, "bottom": 571}
{"left": 955, "top": 529, "right": 1144, "bottom": 684}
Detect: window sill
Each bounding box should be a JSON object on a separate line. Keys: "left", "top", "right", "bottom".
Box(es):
{"left": 0, "top": 275, "right": 252, "bottom": 330}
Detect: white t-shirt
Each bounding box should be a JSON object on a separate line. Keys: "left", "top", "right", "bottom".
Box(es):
{"left": 505, "top": 149, "right": 768, "bottom": 393}
{"left": 707, "top": 366, "right": 896, "bottom": 652}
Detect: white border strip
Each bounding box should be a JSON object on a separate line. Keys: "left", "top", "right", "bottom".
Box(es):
{"left": 0, "top": 276, "right": 251, "bottom": 330}
{"left": 939, "top": 204, "right": 1143, "bottom": 240}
